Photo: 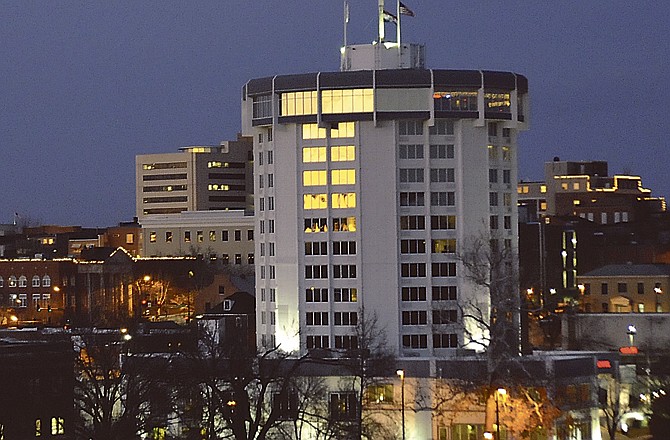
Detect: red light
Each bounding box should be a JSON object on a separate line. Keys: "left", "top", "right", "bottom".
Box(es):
{"left": 597, "top": 360, "right": 612, "bottom": 369}
{"left": 619, "top": 346, "right": 639, "bottom": 355}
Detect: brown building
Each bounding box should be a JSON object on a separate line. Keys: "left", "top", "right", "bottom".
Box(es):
{"left": 577, "top": 264, "right": 670, "bottom": 313}
{"left": 0, "top": 259, "right": 75, "bottom": 326}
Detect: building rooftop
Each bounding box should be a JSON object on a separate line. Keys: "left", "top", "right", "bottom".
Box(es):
{"left": 581, "top": 263, "right": 670, "bottom": 277}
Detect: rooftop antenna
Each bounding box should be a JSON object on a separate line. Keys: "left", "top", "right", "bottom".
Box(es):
{"left": 343, "top": 0, "right": 349, "bottom": 48}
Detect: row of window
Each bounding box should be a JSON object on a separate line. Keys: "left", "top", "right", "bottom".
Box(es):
{"left": 585, "top": 282, "right": 664, "bottom": 296}
{"left": 488, "top": 145, "right": 512, "bottom": 161}
{"left": 306, "top": 332, "right": 459, "bottom": 351}
{"left": 303, "top": 169, "right": 356, "bottom": 186}
{"left": 404, "top": 309, "right": 459, "bottom": 325}
{"left": 401, "top": 262, "right": 457, "bottom": 278}
{"left": 303, "top": 193, "right": 356, "bottom": 209}
{"left": 305, "top": 241, "right": 357, "bottom": 256}
{"left": 305, "top": 311, "right": 358, "bottom": 326}
{"left": 400, "top": 192, "right": 456, "bottom": 207}
{"left": 280, "top": 89, "right": 374, "bottom": 117}
{"left": 305, "top": 265, "right": 357, "bottom": 279}
{"left": 401, "top": 239, "right": 456, "bottom": 254}
{"left": 490, "top": 215, "right": 513, "bottom": 230}
{"left": 489, "top": 192, "right": 513, "bottom": 207}
{"left": 257, "top": 149, "right": 274, "bottom": 165}
{"left": 401, "top": 215, "right": 456, "bottom": 230}
{"left": 399, "top": 168, "right": 456, "bottom": 183}
{"left": 304, "top": 217, "right": 356, "bottom": 233}
{"left": 402, "top": 286, "right": 457, "bottom": 301}
{"left": 399, "top": 144, "right": 456, "bottom": 160}
{"left": 303, "top": 123, "right": 356, "bottom": 140}
{"left": 0, "top": 275, "right": 51, "bottom": 289}
{"left": 259, "top": 288, "right": 276, "bottom": 302}
{"left": 258, "top": 219, "right": 275, "bottom": 234}
{"left": 4, "top": 293, "right": 52, "bottom": 308}
{"left": 489, "top": 169, "right": 513, "bottom": 184}
{"left": 148, "top": 229, "right": 254, "bottom": 244}
{"left": 302, "top": 146, "right": 356, "bottom": 163}
{"left": 306, "top": 287, "right": 358, "bottom": 302}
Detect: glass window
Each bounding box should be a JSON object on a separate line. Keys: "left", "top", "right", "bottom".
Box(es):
{"left": 485, "top": 92, "right": 511, "bottom": 113}
{"left": 32, "top": 275, "right": 41, "bottom": 288}
{"left": 331, "top": 122, "right": 355, "bottom": 138}
{"left": 302, "top": 147, "right": 327, "bottom": 163}
{"left": 331, "top": 145, "right": 356, "bottom": 161}
{"left": 304, "top": 194, "right": 328, "bottom": 210}
{"left": 18, "top": 276, "right": 27, "bottom": 288}
{"left": 331, "top": 169, "right": 356, "bottom": 185}
{"left": 302, "top": 124, "right": 327, "bottom": 140}
{"left": 303, "top": 170, "right": 327, "bottom": 186}
{"left": 433, "top": 91, "right": 478, "bottom": 111}
{"left": 280, "top": 91, "right": 318, "bottom": 116}
{"left": 399, "top": 120, "right": 423, "bottom": 136}
{"left": 332, "top": 193, "right": 356, "bottom": 208}
{"left": 321, "top": 89, "right": 373, "bottom": 114}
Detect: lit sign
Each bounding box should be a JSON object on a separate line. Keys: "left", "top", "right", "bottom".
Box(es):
{"left": 597, "top": 360, "right": 612, "bottom": 369}
{"left": 619, "top": 346, "right": 639, "bottom": 355}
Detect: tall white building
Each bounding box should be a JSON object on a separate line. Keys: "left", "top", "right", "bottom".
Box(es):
{"left": 242, "top": 29, "right": 528, "bottom": 358}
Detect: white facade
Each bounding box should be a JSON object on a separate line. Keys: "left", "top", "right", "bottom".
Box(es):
{"left": 140, "top": 210, "right": 254, "bottom": 264}
{"left": 243, "top": 45, "right": 528, "bottom": 358}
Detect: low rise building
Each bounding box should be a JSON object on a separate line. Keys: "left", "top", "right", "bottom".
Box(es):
{"left": 577, "top": 264, "right": 670, "bottom": 313}
{"left": 139, "top": 210, "right": 255, "bottom": 266}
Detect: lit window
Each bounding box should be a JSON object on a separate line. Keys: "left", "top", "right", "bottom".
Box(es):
{"left": 331, "top": 145, "right": 356, "bottom": 161}
{"left": 304, "top": 194, "right": 328, "bottom": 210}
{"left": 501, "top": 146, "right": 511, "bottom": 161}
{"left": 321, "top": 89, "right": 373, "bottom": 114}
{"left": 332, "top": 193, "right": 356, "bottom": 209}
{"left": 331, "top": 170, "right": 356, "bottom": 185}
{"left": 36, "top": 419, "right": 41, "bottom": 437}
{"left": 302, "top": 124, "right": 327, "bottom": 140}
{"left": 573, "top": 182, "right": 580, "bottom": 190}
{"left": 125, "top": 233, "right": 134, "bottom": 244}
{"left": 149, "top": 232, "right": 157, "bottom": 243}
{"left": 331, "top": 122, "right": 355, "bottom": 138}
{"left": 303, "top": 170, "right": 327, "bottom": 186}
{"left": 51, "top": 417, "right": 65, "bottom": 435}
{"left": 540, "top": 185, "right": 547, "bottom": 193}
{"left": 573, "top": 200, "right": 581, "bottom": 206}
{"left": 302, "top": 147, "right": 327, "bottom": 163}
{"left": 488, "top": 145, "right": 497, "bottom": 160}
{"left": 197, "top": 231, "right": 204, "bottom": 243}
{"left": 561, "top": 183, "right": 569, "bottom": 190}
{"left": 32, "top": 275, "right": 41, "bottom": 288}
{"left": 280, "top": 91, "right": 318, "bottom": 116}
{"left": 209, "top": 231, "right": 216, "bottom": 241}
{"left": 9, "top": 276, "right": 17, "bottom": 287}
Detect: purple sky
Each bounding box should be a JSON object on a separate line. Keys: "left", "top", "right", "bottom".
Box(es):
{"left": 2, "top": 1, "right": 668, "bottom": 226}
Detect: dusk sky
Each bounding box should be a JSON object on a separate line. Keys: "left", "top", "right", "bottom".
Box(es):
{"left": 2, "top": 1, "right": 668, "bottom": 227}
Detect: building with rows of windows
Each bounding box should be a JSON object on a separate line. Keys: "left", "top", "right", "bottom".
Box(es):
{"left": 242, "top": 37, "right": 529, "bottom": 358}
{"left": 135, "top": 134, "right": 253, "bottom": 220}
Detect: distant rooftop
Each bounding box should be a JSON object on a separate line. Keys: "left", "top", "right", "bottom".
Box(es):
{"left": 581, "top": 264, "right": 670, "bottom": 277}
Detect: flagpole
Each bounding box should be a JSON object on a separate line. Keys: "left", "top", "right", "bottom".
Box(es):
{"left": 378, "top": 0, "right": 385, "bottom": 43}
{"left": 396, "top": 0, "right": 401, "bottom": 45}
{"left": 343, "top": 0, "right": 349, "bottom": 47}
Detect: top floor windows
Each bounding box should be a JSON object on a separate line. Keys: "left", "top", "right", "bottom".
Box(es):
{"left": 253, "top": 94, "right": 273, "bottom": 119}
{"left": 280, "top": 91, "right": 318, "bottom": 116}
{"left": 322, "top": 89, "right": 373, "bottom": 114}
{"left": 485, "top": 92, "right": 511, "bottom": 113}
{"left": 433, "top": 91, "right": 478, "bottom": 111}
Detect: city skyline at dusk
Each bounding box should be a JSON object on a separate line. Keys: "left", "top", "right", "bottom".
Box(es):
{"left": 2, "top": 1, "right": 668, "bottom": 226}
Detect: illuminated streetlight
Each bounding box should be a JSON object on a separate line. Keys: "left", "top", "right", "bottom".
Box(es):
{"left": 396, "top": 369, "right": 405, "bottom": 440}
{"left": 495, "top": 388, "right": 506, "bottom": 440}
{"left": 627, "top": 325, "right": 637, "bottom": 347}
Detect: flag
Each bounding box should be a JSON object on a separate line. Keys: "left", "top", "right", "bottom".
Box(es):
{"left": 383, "top": 10, "right": 397, "bottom": 24}
{"left": 399, "top": 1, "right": 415, "bottom": 17}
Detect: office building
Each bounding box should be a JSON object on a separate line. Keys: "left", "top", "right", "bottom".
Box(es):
{"left": 136, "top": 134, "right": 253, "bottom": 220}
{"left": 242, "top": 26, "right": 529, "bottom": 356}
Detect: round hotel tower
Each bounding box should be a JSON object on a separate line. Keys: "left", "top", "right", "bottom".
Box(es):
{"left": 242, "top": 36, "right": 528, "bottom": 358}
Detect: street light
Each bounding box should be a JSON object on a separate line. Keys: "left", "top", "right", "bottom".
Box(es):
{"left": 396, "top": 369, "right": 405, "bottom": 440}
{"left": 495, "top": 388, "right": 506, "bottom": 440}
{"left": 627, "top": 325, "right": 637, "bottom": 347}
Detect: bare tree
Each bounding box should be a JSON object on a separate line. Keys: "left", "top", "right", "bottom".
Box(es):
{"left": 175, "top": 325, "right": 321, "bottom": 440}
{"left": 73, "top": 332, "right": 174, "bottom": 440}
